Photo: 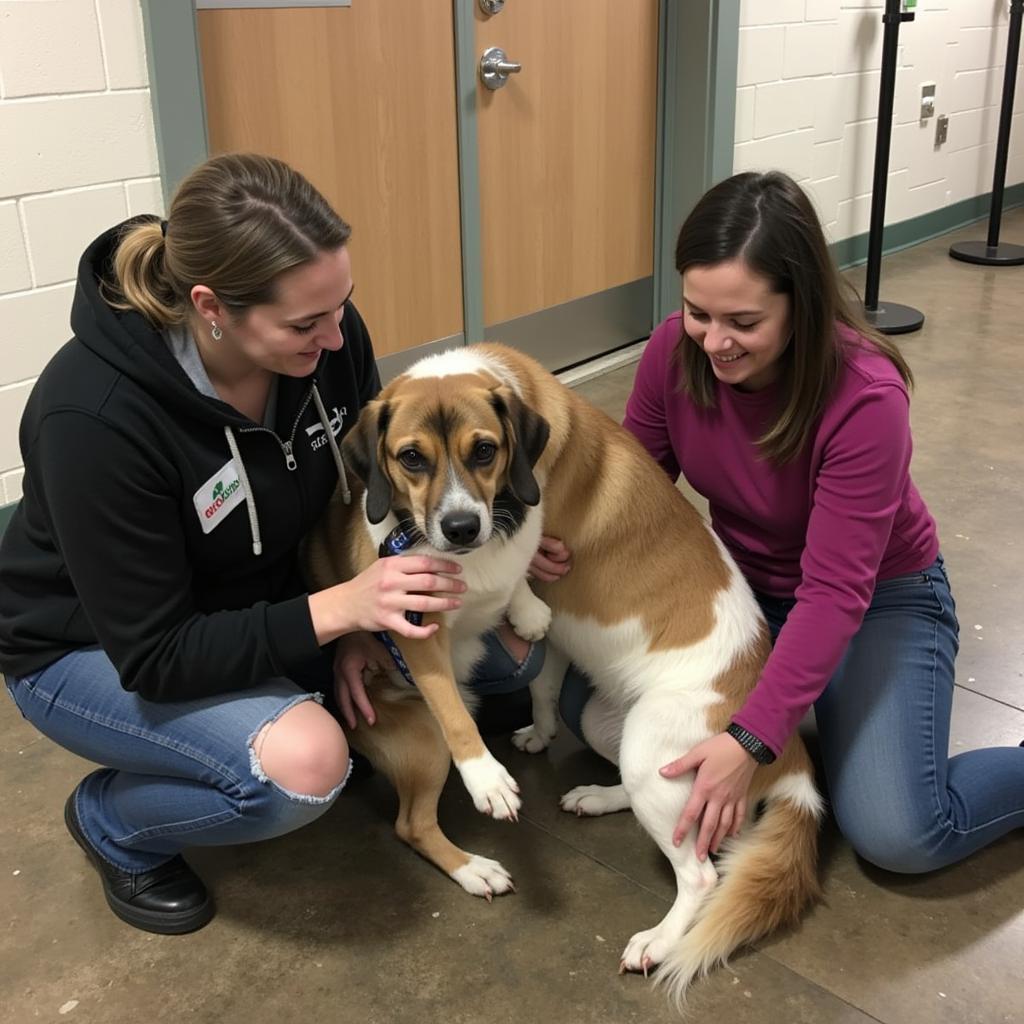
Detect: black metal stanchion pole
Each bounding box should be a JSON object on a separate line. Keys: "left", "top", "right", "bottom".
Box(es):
{"left": 863, "top": 0, "right": 925, "bottom": 334}
{"left": 949, "top": 0, "right": 1024, "bottom": 266}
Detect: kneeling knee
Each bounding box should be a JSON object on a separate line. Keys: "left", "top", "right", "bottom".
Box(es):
{"left": 252, "top": 700, "right": 350, "bottom": 799}
{"left": 840, "top": 818, "right": 940, "bottom": 875}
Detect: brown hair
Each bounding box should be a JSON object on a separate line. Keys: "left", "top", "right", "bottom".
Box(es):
{"left": 674, "top": 171, "right": 913, "bottom": 463}
{"left": 106, "top": 153, "right": 351, "bottom": 327}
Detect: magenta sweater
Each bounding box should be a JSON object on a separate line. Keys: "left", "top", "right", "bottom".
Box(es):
{"left": 624, "top": 313, "right": 939, "bottom": 755}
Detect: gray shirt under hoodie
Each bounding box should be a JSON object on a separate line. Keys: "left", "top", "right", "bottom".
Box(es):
{"left": 163, "top": 323, "right": 279, "bottom": 428}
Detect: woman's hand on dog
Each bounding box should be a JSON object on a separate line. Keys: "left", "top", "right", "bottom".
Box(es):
{"left": 310, "top": 555, "right": 466, "bottom": 644}
{"left": 529, "top": 536, "right": 572, "bottom": 582}
{"left": 333, "top": 631, "right": 389, "bottom": 729}
{"left": 660, "top": 733, "right": 758, "bottom": 860}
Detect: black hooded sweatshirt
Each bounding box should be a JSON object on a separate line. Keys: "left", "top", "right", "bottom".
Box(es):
{"left": 0, "top": 219, "right": 380, "bottom": 700}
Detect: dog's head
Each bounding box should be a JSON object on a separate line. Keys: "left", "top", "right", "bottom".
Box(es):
{"left": 342, "top": 371, "right": 550, "bottom": 553}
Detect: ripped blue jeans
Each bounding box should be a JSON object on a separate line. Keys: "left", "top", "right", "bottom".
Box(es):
{"left": 5, "top": 647, "right": 350, "bottom": 874}
{"left": 5, "top": 634, "right": 541, "bottom": 874}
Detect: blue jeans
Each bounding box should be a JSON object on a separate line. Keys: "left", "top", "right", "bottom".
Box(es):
{"left": 560, "top": 556, "right": 1024, "bottom": 874}
{"left": 6, "top": 651, "right": 348, "bottom": 874}
{"left": 5, "top": 633, "right": 540, "bottom": 874}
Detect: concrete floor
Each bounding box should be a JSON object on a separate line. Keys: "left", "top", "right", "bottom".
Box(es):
{"left": 3, "top": 211, "right": 1023, "bottom": 1024}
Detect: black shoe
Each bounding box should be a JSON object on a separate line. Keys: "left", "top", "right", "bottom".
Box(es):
{"left": 64, "top": 791, "right": 214, "bottom": 935}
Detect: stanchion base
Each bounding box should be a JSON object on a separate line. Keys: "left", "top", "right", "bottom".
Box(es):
{"left": 949, "top": 240, "right": 1024, "bottom": 266}
{"left": 863, "top": 301, "right": 925, "bottom": 335}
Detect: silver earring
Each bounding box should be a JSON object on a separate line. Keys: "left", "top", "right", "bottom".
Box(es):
{"left": 211, "top": 321, "right": 223, "bottom": 342}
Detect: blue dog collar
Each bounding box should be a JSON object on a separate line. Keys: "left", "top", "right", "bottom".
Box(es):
{"left": 374, "top": 524, "right": 424, "bottom": 687}
{"left": 378, "top": 524, "right": 422, "bottom": 560}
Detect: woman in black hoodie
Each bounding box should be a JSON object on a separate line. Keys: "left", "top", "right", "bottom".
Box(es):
{"left": 0, "top": 154, "right": 478, "bottom": 934}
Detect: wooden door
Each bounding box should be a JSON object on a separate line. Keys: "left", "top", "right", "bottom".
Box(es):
{"left": 197, "top": 2, "right": 660, "bottom": 372}
{"left": 197, "top": 2, "right": 463, "bottom": 359}
{"left": 475, "top": 0, "right": 660, "bottom": 367}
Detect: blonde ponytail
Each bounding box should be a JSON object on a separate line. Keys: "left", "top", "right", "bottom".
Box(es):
{"left": 103, "top": 154, "right": 352, "bottom": 331}
{"left": 106, "top": 220, "right": 187, "bottom": 328}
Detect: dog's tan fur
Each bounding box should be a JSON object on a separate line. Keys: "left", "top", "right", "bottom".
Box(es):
{"left": 484, "top": 342, "right": 817, "bottom": 792}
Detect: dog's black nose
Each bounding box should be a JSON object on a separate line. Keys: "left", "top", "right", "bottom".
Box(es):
{"left": 440, "top": 511, "right": 480, "bottom": 546}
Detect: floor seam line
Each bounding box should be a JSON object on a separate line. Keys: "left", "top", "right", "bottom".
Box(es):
{"left": 518, "top": 813, "right": 894, "bottom": 1022}
{"left": 516, "top": 812, "right": 674, "bottom": 904}
{"left": 954, "top": 682, "right": 1024, "bottom": 714}
{"left": 750, "top": 947, "right": 893, "bottom": 1024}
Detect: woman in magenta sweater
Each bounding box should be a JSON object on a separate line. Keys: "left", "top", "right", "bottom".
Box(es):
{"left": 554, "top": 170, "right": 1024, "bottom": 873}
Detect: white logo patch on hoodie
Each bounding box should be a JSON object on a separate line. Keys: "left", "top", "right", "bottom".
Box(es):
{"left": 193, "top": 459, "right": 245, "bottom": 534}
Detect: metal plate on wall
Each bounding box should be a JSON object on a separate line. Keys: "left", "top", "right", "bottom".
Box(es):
{"left": 483, "top": 277, "right": 653, "bottom": 373}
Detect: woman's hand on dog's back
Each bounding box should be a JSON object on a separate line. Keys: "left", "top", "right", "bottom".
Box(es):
{"left": 308, "top": 555, "right": 466, "bottom": 646}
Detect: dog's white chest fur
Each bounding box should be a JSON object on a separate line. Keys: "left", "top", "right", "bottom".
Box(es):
{"left": 445, "top": 504, "right": 544, "bottom": 678}
{"left": 369, "top": 504, "right": 545, "bottom": 683}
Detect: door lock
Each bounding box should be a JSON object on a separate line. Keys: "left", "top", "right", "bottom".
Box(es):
{"left": 480, "top": 47, "right": 522, "bottom": 90}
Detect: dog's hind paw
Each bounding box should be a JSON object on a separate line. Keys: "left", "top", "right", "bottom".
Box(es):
{"left": 456, "top": 752, "right": 521, "bottom": 820}
{"left": 511, "top": 724, "right": 554, "bottom": 754}
{"left": 451, "top": 854, "right": 515, "bottom": 900}
{"left": 560, "top": 783, "right": 631, "bottom": 817}
{"left": 619, "top": 923, "right": 678, "bottom": 977}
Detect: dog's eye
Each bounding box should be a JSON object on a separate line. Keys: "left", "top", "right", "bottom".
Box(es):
{"left": 473, "top": 441, "right": 497, "bottom": 465}
{"left": 398, "top": 448, "right": 426, "bottom": 471}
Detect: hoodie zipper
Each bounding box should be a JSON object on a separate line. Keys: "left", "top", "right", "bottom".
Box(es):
{"left": 236, "top": 385, "right": 314, "bottom": 472}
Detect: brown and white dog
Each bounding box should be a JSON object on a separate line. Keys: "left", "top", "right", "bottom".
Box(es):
{"left": 305, "top": 349, "right": 552, "bottom": 898}
{"left": 307, "top": 343, "right": 822, "bottom": 1000}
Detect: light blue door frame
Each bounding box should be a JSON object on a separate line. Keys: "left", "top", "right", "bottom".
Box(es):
{"left": 654, "top": 0, "right": 739, "bottom": 323}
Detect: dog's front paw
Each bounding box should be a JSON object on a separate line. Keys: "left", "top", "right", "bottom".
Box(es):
{"left": 450, "top": 854, "right": 515, "bottom": 901}
{"left": 560, "top": 783, "right": 631, "bottom": 817}
{"left": 511, "top": 723, "right": 555, "bottom": 754}
{"left": 507, "top": 593, "right": 551, "bottom": 642}
{"left": 619, "top": 923, "right": 677, "bottom": 978}
{"left": 456, "top": 752, "right": 521, "bottom": 821}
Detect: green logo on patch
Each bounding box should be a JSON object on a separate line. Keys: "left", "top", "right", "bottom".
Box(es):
{"left": 204, "top": 477, "right": 241, "bottom": 519}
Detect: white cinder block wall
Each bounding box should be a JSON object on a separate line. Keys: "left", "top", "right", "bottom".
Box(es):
{"left": 735, "top": 0, "right": 1024, "bottom": 243}
{"left": 0, "top": 0, "right": 162, "bottom": 503}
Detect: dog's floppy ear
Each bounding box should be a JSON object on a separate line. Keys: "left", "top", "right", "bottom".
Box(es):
{"left": 341, "top": 400, "right": 393, "bottom": 524}
{"left": 491, "top": 387, "right": 550, "bottom": 507}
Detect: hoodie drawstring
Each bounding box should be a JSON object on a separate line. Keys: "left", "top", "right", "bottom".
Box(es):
{"left": 224, "top": 426, "right": 263, "bottom": 557}
{"left": 312, "top": 383, "right": 351, "bottom": 505}
{"left": 223, "top": 383, "right": 350, "bottom": 559}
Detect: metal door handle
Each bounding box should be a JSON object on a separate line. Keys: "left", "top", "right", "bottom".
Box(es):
{"left": 480, "top": 47, "right": 522, "bottom": 90}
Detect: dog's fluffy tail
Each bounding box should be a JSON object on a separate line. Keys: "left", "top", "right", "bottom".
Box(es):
{"left": 657, "top": 771, "right": 823, "bottom": 1006}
